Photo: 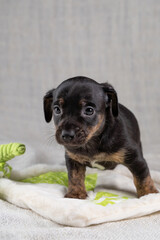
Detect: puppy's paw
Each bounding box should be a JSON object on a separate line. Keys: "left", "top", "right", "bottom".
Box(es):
{"left": 64, "top": 191, "right": 88, "bottom": 199}
{"left": 138, "top": 188, "right": 159, "bottom": 198}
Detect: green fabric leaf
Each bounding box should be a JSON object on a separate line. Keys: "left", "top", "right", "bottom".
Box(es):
{"left": 94, "top": 191, "right": 129, "bottom": 206}
{"left": 85, "top": 173, "right": 97, "bottom": 191}
{"left": 94, "top": 191, "right": 118, "bottom": 200}
{"left": 21, "top": 172, "right": 97, "bottom": 192}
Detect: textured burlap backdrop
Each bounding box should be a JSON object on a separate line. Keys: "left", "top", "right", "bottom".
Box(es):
{"left": 0, "top": 0, "right": 160, "bottom": 163}
{"left": 0, "top": 1, "right": 160, "bottom": 239}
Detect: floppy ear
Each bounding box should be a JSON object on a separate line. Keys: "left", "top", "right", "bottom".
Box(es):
{"left": 101, "top": 83, "right": 119, "bottom": 117}
{"left": 43, "top": 89, "right": 54, "bottom": 123}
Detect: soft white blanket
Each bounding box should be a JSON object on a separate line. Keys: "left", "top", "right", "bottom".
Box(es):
{"left": 0, "top": 164, "right": 160, "bottom": 228}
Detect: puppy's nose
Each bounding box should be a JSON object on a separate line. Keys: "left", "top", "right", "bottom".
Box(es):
{"left": 61, "top": 130, "right": 75, "bottom": 142}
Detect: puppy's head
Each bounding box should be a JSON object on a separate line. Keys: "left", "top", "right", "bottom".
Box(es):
{"left": 43, "top": 76, "right": 118, "bottom": 147}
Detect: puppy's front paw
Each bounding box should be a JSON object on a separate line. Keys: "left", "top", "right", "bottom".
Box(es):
{"left": 64, "top": 191, "right": 88, "bottom": 199}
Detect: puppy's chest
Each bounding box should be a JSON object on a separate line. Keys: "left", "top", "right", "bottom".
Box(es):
{"left": 66, "top": 150, "right": 125, "bottom": 170}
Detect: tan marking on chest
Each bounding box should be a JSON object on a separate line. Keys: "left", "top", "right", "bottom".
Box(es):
{"left": 66, "top": 149, "right": 126, "bottom": 165}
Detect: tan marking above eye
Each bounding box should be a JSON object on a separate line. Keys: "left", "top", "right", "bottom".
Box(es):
{"left": 79, "top": 99, "right": 87, "bottom": 106}
{"left": 58, "top": 98, "right": 64, "bottom": 105}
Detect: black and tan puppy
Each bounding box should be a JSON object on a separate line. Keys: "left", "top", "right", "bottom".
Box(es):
{"left": 43, "top": 76, "right": 158, "bottom": 199}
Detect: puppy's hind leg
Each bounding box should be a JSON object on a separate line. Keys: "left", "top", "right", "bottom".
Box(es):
{"left": 125, "top": 150, "right": 158, "bottom": 198}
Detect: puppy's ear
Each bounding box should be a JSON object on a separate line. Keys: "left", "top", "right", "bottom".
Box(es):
{"left": 101, "top": 83, "right": 119, "bottom": 117}
{"left": 43, "top": 89, "right": 54, "bottom": 122}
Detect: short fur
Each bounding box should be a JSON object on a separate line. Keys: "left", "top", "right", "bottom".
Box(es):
{"left": 43, "top": 76, "right": 158, "bottom": 199}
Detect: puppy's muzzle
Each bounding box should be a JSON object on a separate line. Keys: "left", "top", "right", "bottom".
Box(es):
{"left": 61, "top": 129, "right": 75, "bottom": 143}
{"left": 56, "top": 121, "right": 87, "bottom": 146}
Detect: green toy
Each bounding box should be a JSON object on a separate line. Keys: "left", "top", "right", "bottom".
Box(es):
{"left": 0, "top": 143, "right": 26, "bottom": 178}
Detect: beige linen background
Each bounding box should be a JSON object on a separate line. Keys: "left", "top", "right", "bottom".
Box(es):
{"left": 0, "top": 0, "right": 160, "bottom": 165}
{"left": 0, "top": 1, "right": 160, "bottom": 239}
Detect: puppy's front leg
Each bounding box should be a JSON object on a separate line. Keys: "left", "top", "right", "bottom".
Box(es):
{"left": 65, "top": 153, "right": 87, "bottom": 199}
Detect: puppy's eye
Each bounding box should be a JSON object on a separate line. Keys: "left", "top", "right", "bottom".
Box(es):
{"left": 84, "top": 106, "right": 95, "bottom": 116}
{"left": 53, "top": 105, "right": 62, "bottom": 115}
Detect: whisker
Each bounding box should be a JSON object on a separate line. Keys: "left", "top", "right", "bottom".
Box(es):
{"left": 46, "top": 134, "right": 56, "bottom": 147}
{"left": 41, "top": 124, "right": 57, "bottom": 147}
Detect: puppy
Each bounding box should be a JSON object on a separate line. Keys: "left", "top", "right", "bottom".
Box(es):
{"left": 43, "top": 76, "right": 158, "bottom": 199}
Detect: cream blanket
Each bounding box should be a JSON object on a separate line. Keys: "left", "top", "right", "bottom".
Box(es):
{"left": 0, "top": 164, "right": 160, "bottom": 227}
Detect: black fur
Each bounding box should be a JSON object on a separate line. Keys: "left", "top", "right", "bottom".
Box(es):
{"left": 43, "top": 76, "right": 158, "bottom": 198}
